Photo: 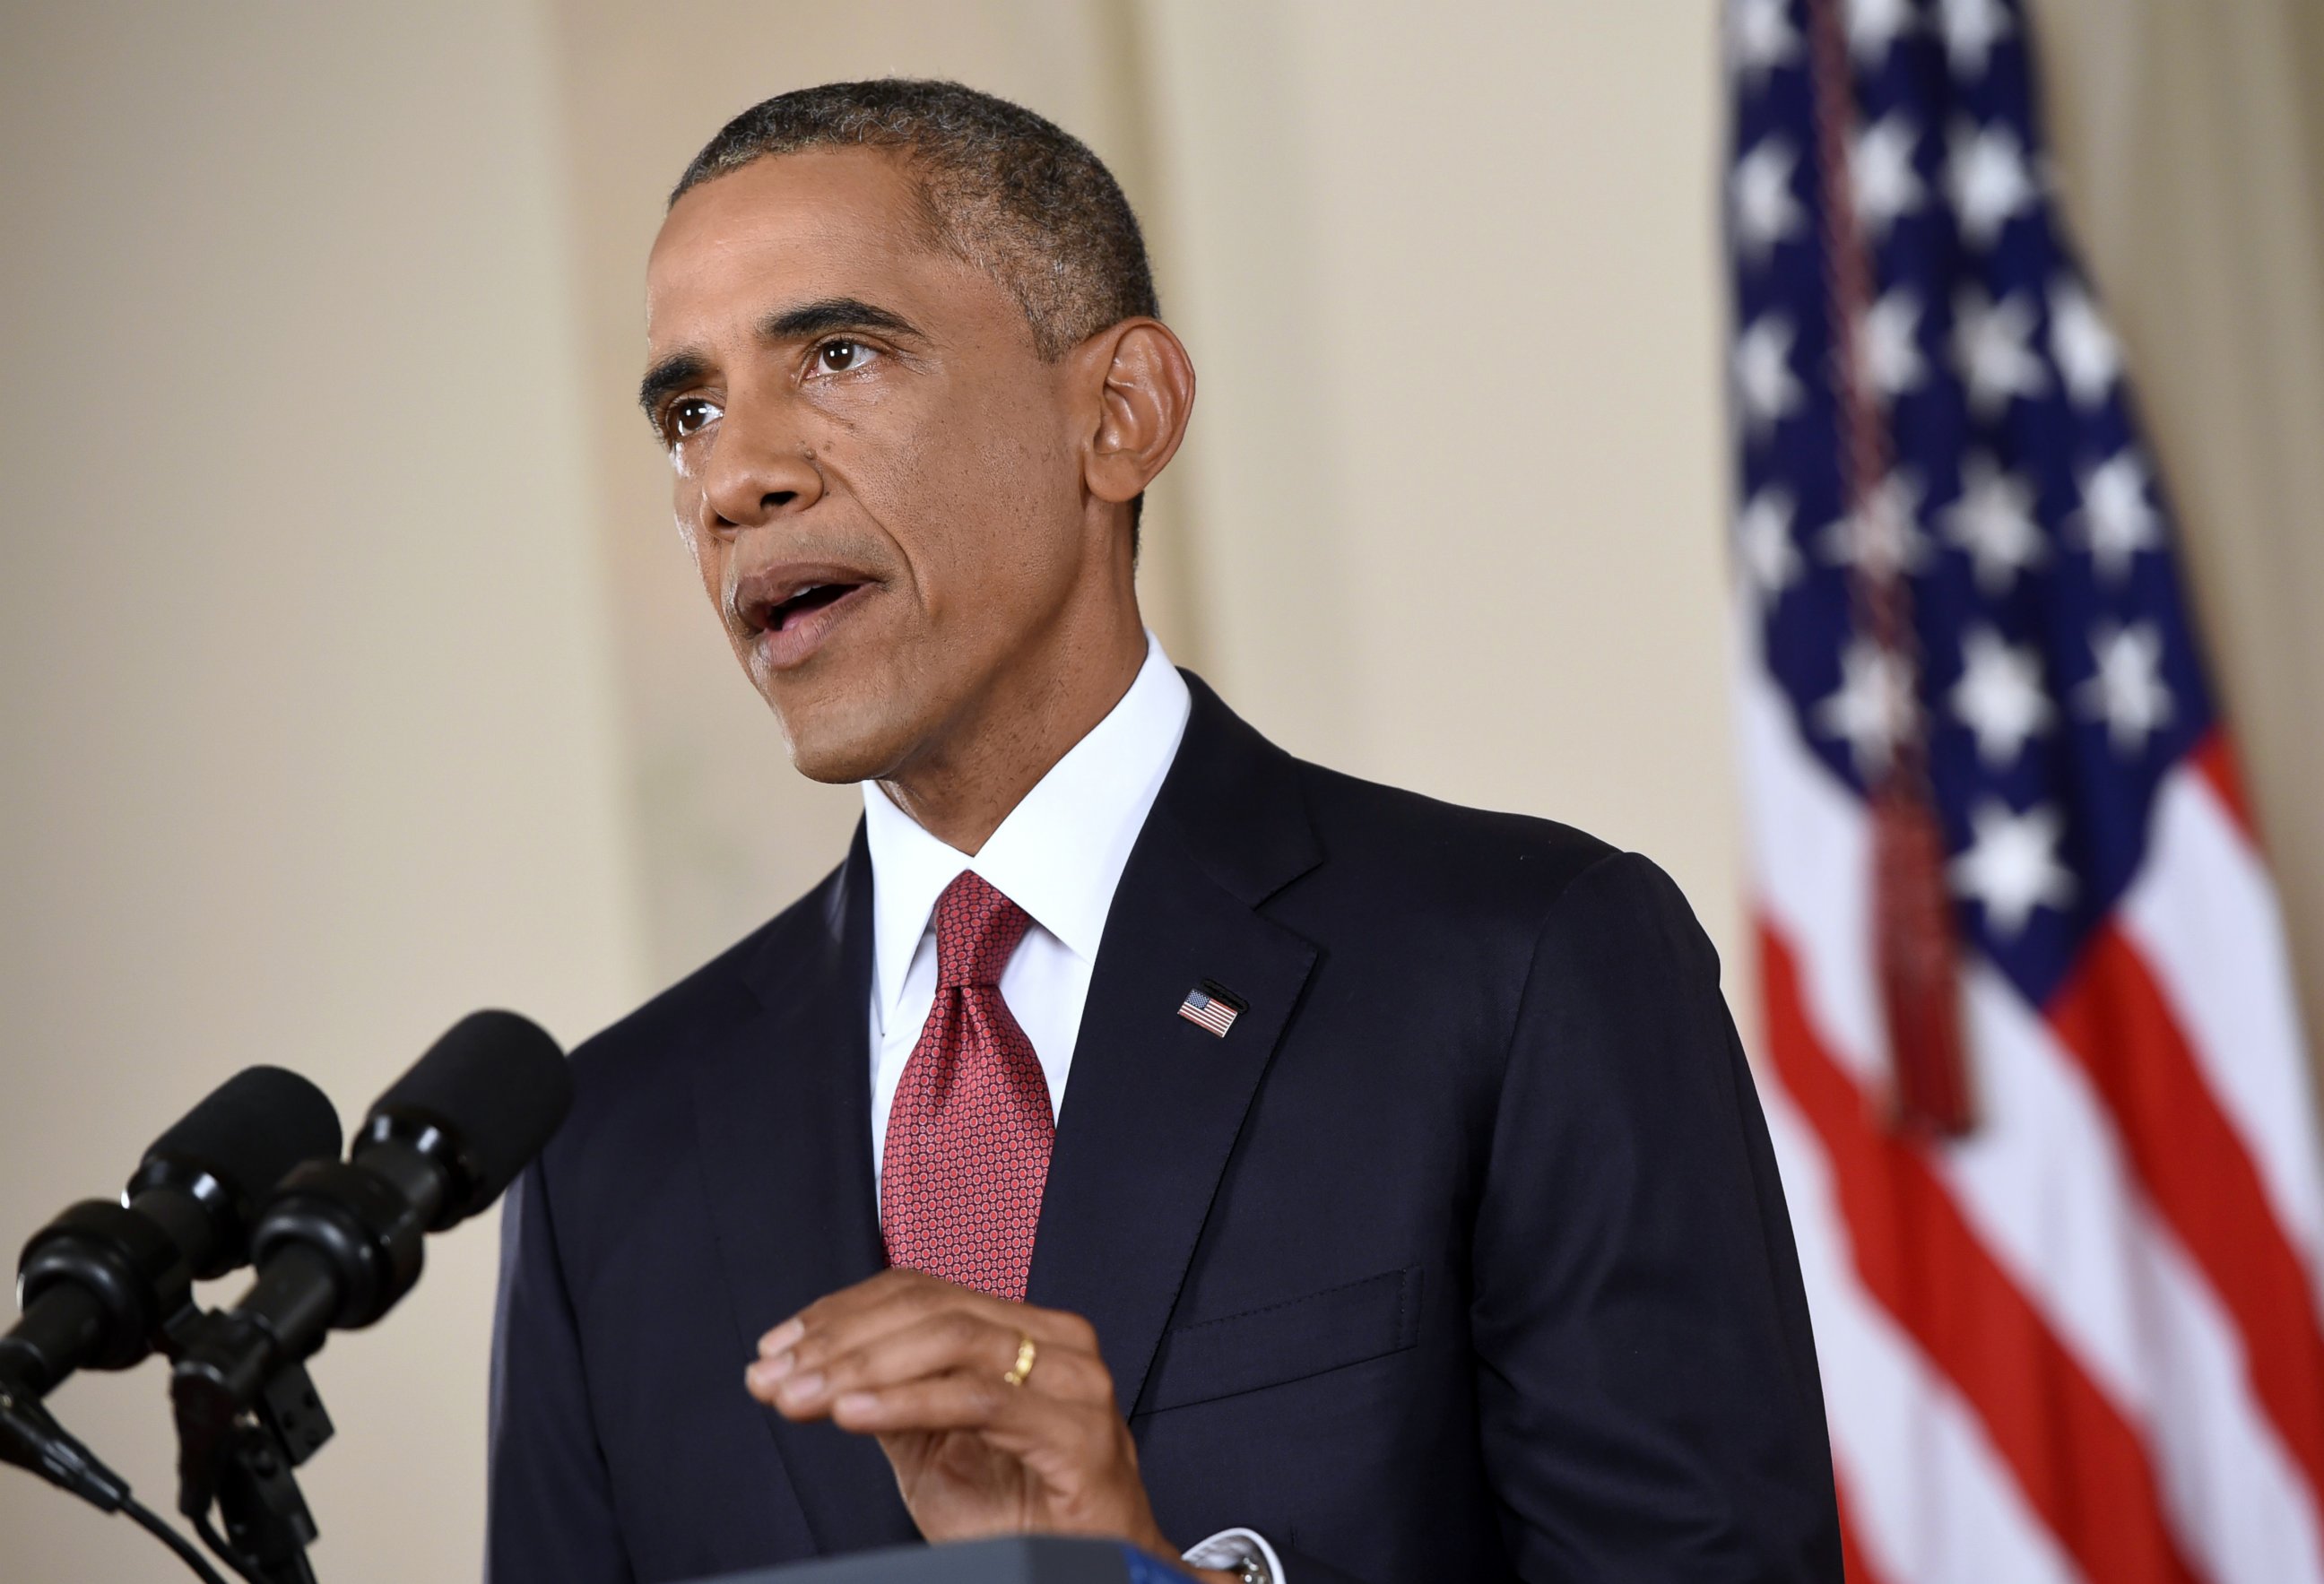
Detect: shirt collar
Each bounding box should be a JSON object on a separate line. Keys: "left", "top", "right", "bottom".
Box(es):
{"left": 860, "top": 632, "right": 1192, "bottom": 1028}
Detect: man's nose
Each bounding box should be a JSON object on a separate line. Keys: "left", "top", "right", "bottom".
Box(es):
{"left": 699, "top": 402, "right": 825, "bottom": 531}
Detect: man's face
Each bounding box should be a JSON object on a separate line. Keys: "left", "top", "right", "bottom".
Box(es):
{"left": 642, "top": 150, "right": 1096, "bottom": 783}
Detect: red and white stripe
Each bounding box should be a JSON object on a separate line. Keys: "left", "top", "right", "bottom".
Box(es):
{"left": 1730, "top": 597, "right": 2324, "bottom": 1583}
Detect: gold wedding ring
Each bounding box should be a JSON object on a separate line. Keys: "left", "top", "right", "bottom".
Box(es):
{"left": 1002, "top": 1332, "right": 1038, "bottom": 1388}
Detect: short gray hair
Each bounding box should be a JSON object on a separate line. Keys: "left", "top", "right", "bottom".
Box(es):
{"left": 672, "top": 79, "right": 1159, "bottom": 361}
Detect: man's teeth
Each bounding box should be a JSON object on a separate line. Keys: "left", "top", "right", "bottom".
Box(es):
{"left": 769, "top": 584, "right": 849, "bottom": 631}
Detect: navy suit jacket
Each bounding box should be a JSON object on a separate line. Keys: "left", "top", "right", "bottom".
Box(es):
{"left": 488, "top": 675, "right": 1842, "bottom": 1583}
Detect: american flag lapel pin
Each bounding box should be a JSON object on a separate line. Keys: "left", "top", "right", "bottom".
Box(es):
{"left": 1176, "top": 980, "right": 1245, "bottom": 1038}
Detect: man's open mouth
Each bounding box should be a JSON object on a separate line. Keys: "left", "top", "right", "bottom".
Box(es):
{"left": 733, "top": 565, "right": 880, "bottom": 667}
{"left": 764, "top": 581, "right": 861, "bottom": 631}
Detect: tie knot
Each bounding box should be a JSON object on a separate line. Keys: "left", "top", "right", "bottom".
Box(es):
{"left": 932, "top": 871, "right": 1033, "bottom": 989}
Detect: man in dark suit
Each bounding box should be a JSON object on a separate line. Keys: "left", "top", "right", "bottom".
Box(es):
{"left": 488, "top": 80, "right": 1841, "bottom": 1584}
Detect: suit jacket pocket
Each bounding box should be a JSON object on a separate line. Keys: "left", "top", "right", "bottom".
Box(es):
{"left": 1138, "top": 1266, "right": 1423, "bottom": 1414}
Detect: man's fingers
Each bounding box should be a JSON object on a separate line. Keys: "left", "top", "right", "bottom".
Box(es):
{"left": 828, "top": 1368, "right": 1119, "bottom": 1459}
{"left": 754, "top": 1310, "right": 1111, "bottom": 1415}
{"left": 756, "top": 1268, "right": 939, "bottom": 1358}
{"left": 742, "top": 1282, "right": 1163, "bottom": 1556}
{"left": 786, "top": 1309, "right": 1012, "bottom": 1407}
{"left": 753, "top": 1270, "right": 1100, "bottom": 1388}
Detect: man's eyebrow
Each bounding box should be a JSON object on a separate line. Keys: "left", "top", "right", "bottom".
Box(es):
{"left": 637, "top": 351, "right": 710, "bottom": 421}
{"left": 759, "top": 297, "right": 924, "bottom": 343}
{"left": 636, "top": 300, "right": 925, "bottom": 423}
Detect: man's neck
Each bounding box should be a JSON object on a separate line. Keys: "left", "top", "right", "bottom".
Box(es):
{"left": 876, "top": 616, "right": 1149, "bottom": 853}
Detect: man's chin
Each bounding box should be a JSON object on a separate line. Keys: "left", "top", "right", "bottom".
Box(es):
{"left": 786, "top": 743, "right": 886, "bottom": 785}
{"left": 768, "top": 695, "right": 917, "bottom": 787}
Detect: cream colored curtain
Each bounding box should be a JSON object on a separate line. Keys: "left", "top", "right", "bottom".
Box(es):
{"left": 2034, "top": 0, "right": 2324, "bottom": 1074}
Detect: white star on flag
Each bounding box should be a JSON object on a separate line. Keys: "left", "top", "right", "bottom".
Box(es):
{"left": 1734, "top": 313, "right": 1806, "bottom": 437}
{"left": 1942, "top": 454, "right": 2049, "bottom": 594}
{"left": 1938, "top": 0, "right": 2014, "bottom": 76}
{"left": 1732, "top": 137, "right": 1807, "bottom": 264}
{"left": 1737, "top": 486, "right": 1803, "bottom": 608}
{"left": 2072, "top": 449, "right": 2164, "bottom": 582}
{"left": 1860, "top": 288, "right": 1926, "bottom": 403}
{"left": 1950, "top": 798, "right": 2077, "bottom": 937}
{"left": 1847, "top": 0, "right": 1918, "bottom": 62}
{"left": 1820, "top": 472, "right": 1929, "bottom": 579}
{"left": 2076, "top": 620, "right": 2175, "bottom": 754}
{"left": 1954, "top": 286, "right": 2050, "bottom": 416}
{"left": 1951, "top": 626, "right": 2054, "bottom": 766}
{"left": 1947, "top": 119, "right": 2038, "bottom": 247}
{"left": 2049, "top": 275, "right": 2122, "bottom": 407}
{"left": 1817, "top": 638, "right": 1917, "bottom": 776}
{"left": 1726, "top": 0, "right": 1801, "bottom": 90}
{"left": 1852, "top": 114, "right": 1925, "bottom": 240}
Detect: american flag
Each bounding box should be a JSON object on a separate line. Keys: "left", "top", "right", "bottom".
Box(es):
{"left": 1723, "top": 2, "right": 2324, "bottom": 1581}
{"left": 1176, "top": 983, "right": 1241, "bottom": 1038}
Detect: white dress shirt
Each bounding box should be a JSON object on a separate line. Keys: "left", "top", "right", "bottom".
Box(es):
{"left": 863, "top": 629, "right": 1191, "bottom": 1182}
{"left": 857, "top": 632, "right": 1288, "bottom": 1584}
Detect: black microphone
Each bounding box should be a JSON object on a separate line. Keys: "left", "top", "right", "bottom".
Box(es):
{"left": 0, "top": 1067, "right": 343, "bottom": 1401}
{"left": 0, "top": 1067, "right": 341, "bottom": 1513}
{"left": 170, "top": 1012, "right": 570, "bottom": 1464}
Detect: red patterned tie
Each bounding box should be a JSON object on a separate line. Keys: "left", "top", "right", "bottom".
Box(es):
{"left": 880, "top": 871, "right": 1054, "bottom": 1301}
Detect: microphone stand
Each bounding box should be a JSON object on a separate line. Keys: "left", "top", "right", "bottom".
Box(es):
{"left": 170, "top": 1311, "right": 334, "bottom": 1584}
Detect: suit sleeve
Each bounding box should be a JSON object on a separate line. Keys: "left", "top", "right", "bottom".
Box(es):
{"left": 488, "top": 1157, "right": 635, "bottom": 1584}
{"left": 1470, "top": 852, "right": 1842, "bottom": 1581}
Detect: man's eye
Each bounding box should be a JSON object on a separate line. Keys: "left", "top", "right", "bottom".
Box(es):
{"left": 816, "top": 339, "right": 878, "bottom": 374}
{"left": 669, "top": 397, "right": 720, "bottom": 438}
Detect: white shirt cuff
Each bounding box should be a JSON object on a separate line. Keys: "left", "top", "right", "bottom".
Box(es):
{"left": 1181, "top": 1526, "right": 1286, "bottom": 1581}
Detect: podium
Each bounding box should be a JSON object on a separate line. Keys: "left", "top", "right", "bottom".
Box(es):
{"left": 684, "top": 1536, "right": 1195, "bottom": 1583}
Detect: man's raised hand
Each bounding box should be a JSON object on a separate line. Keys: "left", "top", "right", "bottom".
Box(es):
{"left": 744, "top": 1269, "right": 1231, "bottom": 1580}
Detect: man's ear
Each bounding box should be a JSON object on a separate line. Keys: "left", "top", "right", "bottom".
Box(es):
{"left": 1074, "top": 318, "right": 1196, "bottom": 509}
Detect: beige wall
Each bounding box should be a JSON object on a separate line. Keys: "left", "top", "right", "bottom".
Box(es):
{"left": 0, "top": 4, "right": 642, "bottom": 1579}
{"left": 2, "top": 3, "right": 2319, "bottom": 1580}
{"left": 1139, "top": 1, "right": 1743, "bottom": 972}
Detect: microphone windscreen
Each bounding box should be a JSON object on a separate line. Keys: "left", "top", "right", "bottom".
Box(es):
{"left": 365, "top": 1010, "right": 571, "bottom": 1221}
{"left": 137, "top": 1065, "right": 345, "bottom": 1211}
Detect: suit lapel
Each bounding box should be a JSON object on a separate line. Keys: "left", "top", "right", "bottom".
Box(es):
{"left": 690, "top": 828, "right": 915, "bottom": 1552}
{"left": 1027, "top": 676, "right": 1322, "bottom": 1415}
